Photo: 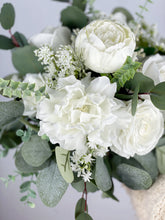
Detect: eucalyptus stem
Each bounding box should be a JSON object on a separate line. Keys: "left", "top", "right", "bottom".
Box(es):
{"left": 19, "top": 117, "right": 39, "bottom": 133}
{"left": 9, "top": 29, "right": 20, "bottom": 47}
{"left": 82, "top": 181, "right": 88, "bottom": 212}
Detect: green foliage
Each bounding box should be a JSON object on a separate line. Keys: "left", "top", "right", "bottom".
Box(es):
{"left": 150, "top": 82, "right": 165, "bottom": 110}
{"left": 112, "top": 56, "right": 141, "bottom": 88}
{"left": 156, "top": 146, "right": 165, "bottom": 174}
{"left": 36, "top": 161, "right": 68, "bottom": 207}
{"left": 102, "top": 184, "right": 119, "bottom": 202}
{"left": 116, "top": 163, "right": 152, "bottom": 190}
{"left": 72, "top": 0, "right": 86, "bottom": 11}
{"left": 55, "top": 147, "right": 74, "bottom": 183}
{"left": 136, "top": 0, "right": 153, "bottom": 21}
{"left": 112, "top": 7, "right": 134, "bottom": 22}
{"left": 61, "top": 6, "right": 88, "bottom": 29}
{"left": 0, "top": 101, "right": 24, "bottom": 128}
{"left": 95, "top": 157, "right": 112, "bottom": 192}
{"left": 16, "top": 128, "right": 33, "bottom": 142}
{"left": 75, "top": 198, "right": 88, "bottom": 219}
{"left": 0, "top": 78, "right": 46, "bottom": 101}
{"left": 72, "top": 179, "right": 98, "bottom": 193}
{"left": 134, "top": 152, "right": 158, "bottom": 181}
{"left": 125, "top": 72, "right": 154, "bottom": 115}
{"left": 21, "top": 135, "right": 52, "bottom": 167}
{"left": 0, "top": 35, "right": 14, "bottom": 50}
{"left": 13, "top": 32, "right": 28, "bottom": 47}
{"left": 19, "top": 178, "right": 37, "bottom": 208}
{"left": 0, "top": 175, "right": 16, "bottom": 188}
{"left": 15, "top": 149, "right": 50, "bottom": 174}
{"left": 76, "top": 213, "right": 93, "bottom": 220}
{"left": 0, "top": 3, "right": 15, "bottom": 30}
{"left": 0, "top": 130, "right": 22, "bottom": 149}
{"left": 12, "top": 45, "right": 44, "bottom": 74}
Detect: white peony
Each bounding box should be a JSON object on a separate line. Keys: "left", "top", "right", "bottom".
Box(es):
{"left": 110, "top": 99, "right": 164, "bottom": 158}
{"left": 142, "top": 54, "right": 165, "bottom": 85}
{"left": 23, "top": 73, "right": 46, "bottom": 117}
{"left": 75, "top": 19, "right": 135, "bottom": 73}
{"left": 29, "top": 26, "right": 71, "bottom": 52}
{"left": 36, "top": 75, "right": 121, "bottom": 154}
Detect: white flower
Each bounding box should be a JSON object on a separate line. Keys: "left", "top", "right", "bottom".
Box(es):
{"left": 22, "top": 73, "right": 46, "bottom": 117}
{"left": 111, "top": 99, "right": 164, "bottom": 158}
{"left": 110, "top": 12, "right": 127, "bottom": 24}
{"left": 29, "top": 26, "right": 71, "bottom": 52}
{"left": 75, "top": 19, "right": 135, "bottom": 73}
{"left": 37, "top": 75, "right": 119, "bottom": 154}
{"left": 143, "top": 54, "right": 165, "bottom": 85}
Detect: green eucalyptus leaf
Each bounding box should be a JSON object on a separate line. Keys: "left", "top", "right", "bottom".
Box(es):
{"left": 22, "top": 135, "right": 52, "bottom": 167}
{"left": 61, "top": 6, "right": 88, "bottom": 29}
{"left": 157, "top": 136, "right": 165, "bottom": 147}
{"left": 116, "top": 163, "right": 152, "bottom": 190}
{"left": 0, "top": 35, "right": 14, "bottom": 49}
{"left": 75, "top": 198, "right": 88, "bottom": 219}
{"left": 15, "top": 149, "right": 50, "bottom": 174}
{"left": 0, "top": 101, "right": 24, "bottom": 128}
{"left": 95, "top": 157, "right": 112, "bottom": 192}
{"left": 125, "top": 72, "right": 154, "bottom": 93}
{"left": 156, "top": 145, "right": 165, "bottom": 174}
{"left": 131, "top": 86, "right": 139, "bottom": 116}
{"left": 27, "top": 201, "right": 35, "bottom": 208}
{"left": 134, "top": 152, "right": 158, "bottom": 181}
{"left": 72, "top": 179, "right": 98, "bottom": 193}
{"left": 150, "top": 82, "right": 165, "bottom": 110}
{"left": 76, "top": 212, "right": 93, "bottom": 220}
{"left": 112, "top": 7, "right": 134, "bottom": 22}
{"left": 20, "top": 195, "right": 28, "bottom": 202}
{"left": 13, "top": 32, "right": 28, "bottom": 47}
{"left": 72, "top": 0, "right": 86, "bottom": 11}
{"left": 0, "top": 130, "right": 21, "bottom": 149}
{"left": 12, "top": 45, "right": 44, "bottom": 74}
{"left": 36, "top": 161, "right": 68, "bottom": 207}
{"left": 55, "top": 147, "right": 74, "bottom": 183}
{"left": 20, "top": 181, "right": 31, "bottom": 191}
{"left": 0, "top": 3, "right": 15, "bottom": 30}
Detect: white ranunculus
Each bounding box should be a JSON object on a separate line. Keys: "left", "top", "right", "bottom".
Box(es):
{"left": 23, "top": 73, "right": 46, "bottom": 117}
{"left": 143, "top": 54, "right": 165, "bottom": 85}
{"left": 75, "top": 19, "right": 135, "bottom": 73}
{"left": 29, "top": 26, "right": 71, "bottom": 52}
{"left": 110, "top": 99, "right": 164, "bottom": 158}
{"left": 37, "top": 75, "right": 120, "bottom": 154}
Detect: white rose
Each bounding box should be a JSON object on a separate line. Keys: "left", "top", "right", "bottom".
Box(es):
{"left": 75, "top": 19, "right": 135, "bottom": 73}
{"left": 111, "top": 99, "right": 164, "bottom": 158}
{"left": 23, "top": 73, "right": 46, "bottom": 117}
{"left": 29, "top": 26, "right": 71, "bottom": 52}
{"left": 37, "top": 75, "right": 120, "bottom": 154}
{"left": 143, "top": 54, "right": 165, "bottom": 85}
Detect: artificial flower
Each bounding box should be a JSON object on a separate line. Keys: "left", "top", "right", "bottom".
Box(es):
{"left": 29, "top": 26, "right": 71, "bottom": 52}
{"left": 75, "top": 19, "right": 135, "bottom": 73}
{"left": 143, "top": 54, "right": 165, "bottom": 84}
{"left": 37, "top": 75, "right": 119, "bottom": 154}
{"left": 111, "top": 99, "right": 164, "bottom": 158}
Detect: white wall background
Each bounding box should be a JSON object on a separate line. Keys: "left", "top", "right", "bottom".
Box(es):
{"left": 0, "top": 0, "right": 165, "bottom": 219}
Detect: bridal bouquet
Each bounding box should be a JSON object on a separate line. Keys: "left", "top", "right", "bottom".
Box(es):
{"left": 0, "top": 0, "right": 165, "bottom": 219}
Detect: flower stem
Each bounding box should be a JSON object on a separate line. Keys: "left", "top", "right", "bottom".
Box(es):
{"left": 9, "top": 29, "right": 20, "bottom": 47}
{"left": 82, "top": 182, "right": 88, "bottom": 212}
{"left": 19, "top": 117, "right": 39, "bottom": 133}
